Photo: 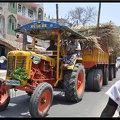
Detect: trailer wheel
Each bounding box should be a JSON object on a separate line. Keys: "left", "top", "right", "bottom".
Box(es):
{"left": 93, "top": 69, "right": 103, "bottom": 92}
{"left": 0, "top": 79, "right": 10, "bottom": 111}
{"left": 109, "top": 66, "right": 114, "bottom": 81}
{"left": 103, "top": 68, "right": 109, "bottom": 85}
{"left": 29, "top": 82, "right": 53, "bottom": 118}
{"left": 63, "top": 63, "right": 85, "bottom": 103}
{"left": 86, "top": 69, "right": 95, "bottom": 91}
{"left": 113, "top": 66, "right": 117, "bottom": 78}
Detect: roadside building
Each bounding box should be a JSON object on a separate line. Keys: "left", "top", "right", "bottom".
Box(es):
{"left": 0, "top": 2, "right": 44, "bottom": 69}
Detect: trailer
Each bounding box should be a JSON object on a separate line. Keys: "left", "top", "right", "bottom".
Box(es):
{"left": 73, "top": 22, "right": 120, "bottom": 92}
{"left": 80, "top": 37, "right": 117, "bottom": 92}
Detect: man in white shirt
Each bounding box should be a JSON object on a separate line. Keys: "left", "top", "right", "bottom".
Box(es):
{"left": 100, "top": 80, "right": 120, "bottom": 117}
{"left": 62, "top": 35, "right": 81, "bottom": 67}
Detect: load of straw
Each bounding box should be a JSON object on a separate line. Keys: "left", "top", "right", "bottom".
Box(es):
{"left": 72, "top": 22, "right": 120, "bottom": 57}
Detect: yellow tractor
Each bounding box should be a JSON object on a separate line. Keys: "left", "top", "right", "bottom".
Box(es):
{"left": 0, "top": 21, "right": 86, "bottom": 117}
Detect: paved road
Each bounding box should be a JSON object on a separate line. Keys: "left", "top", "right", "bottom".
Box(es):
{"left": 0, "top": 69, "right": 119, "bottom": 117}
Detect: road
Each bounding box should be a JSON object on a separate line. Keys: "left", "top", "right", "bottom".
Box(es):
{"left": 0, "top": 69, "right": 120, "bottom": 118}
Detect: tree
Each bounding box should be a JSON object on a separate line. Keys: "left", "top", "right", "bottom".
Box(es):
{"left": 65, "top": 6, "right": 97, "bottom": 27}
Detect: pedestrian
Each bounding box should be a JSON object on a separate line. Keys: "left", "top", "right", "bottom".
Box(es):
{"left": 62, "top": 34, "right": 81, "bottom": 67}
{"left": 100, "top": 80, "right": 120, "bottom": 117}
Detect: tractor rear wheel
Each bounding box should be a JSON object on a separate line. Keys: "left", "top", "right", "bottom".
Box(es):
{"left": 0, "top": 78, "right": 10, "bottom": 111}
{"left": 29, "top": 82, "right": 53, "bottom": 118}
{"left": 63, "top": 63, "right": 85, "bottom": 103}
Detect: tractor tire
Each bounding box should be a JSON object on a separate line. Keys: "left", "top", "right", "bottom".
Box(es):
{"left": 103, "top": 67, "right": 109, "bottom": 85}
{"left": 109, "top": 66, "right": 114, "bottom": 81}
{"left": 86, "top": 69, "right": 95, "bottom": 91}
{"left": 63, "top": 63, "right": 85, "bottom": 103}
{"left": 93, "top": 69, "right": 103, "bottom": 92}
{"left": 0, "top": 78, "right": 10, "bottom": 111}
{"left": 29, "top": 82, "right": 53, "bottom": 118}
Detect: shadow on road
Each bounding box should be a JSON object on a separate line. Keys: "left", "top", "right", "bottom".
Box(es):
{"left": 0, "top": 94, "right": 31, "bottom": 118}
{"left": 52, "top": 88, "right": 81, "bottom": 106}
{"left": 0, "top": 88, "right": 75, "bottom": 118}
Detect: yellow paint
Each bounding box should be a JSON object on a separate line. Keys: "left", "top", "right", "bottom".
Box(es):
{"left": 6, "top": 50, "right": 56, "bottom": 87}
{"left": 81, "top": 48, "right": 109, "bottom": 63}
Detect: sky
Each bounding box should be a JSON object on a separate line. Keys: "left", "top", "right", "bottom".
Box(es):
{"left": 42, "top": 2, "right": 120, "bottom": 26}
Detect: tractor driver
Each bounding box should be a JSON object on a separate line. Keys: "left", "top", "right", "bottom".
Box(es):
{"left": 62, "top": 35, "right": 81, "bottom": 67}
{"left": 46, "top": 40, "right": 57, "bottom": 56}
{"left": 46, "top": 40, "right": 57, "bottom": 51}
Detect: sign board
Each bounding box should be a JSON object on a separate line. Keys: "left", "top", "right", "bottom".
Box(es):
{"left": 39, "top": 51, "right": 53, "bottom": 56}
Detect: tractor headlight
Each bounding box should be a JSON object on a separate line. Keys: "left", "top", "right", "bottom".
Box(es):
{"left": 30, "top": 55, "right": 41, "bottom": 64}
{"left": 0, "top": 56, "right": 7, "bottom": 63}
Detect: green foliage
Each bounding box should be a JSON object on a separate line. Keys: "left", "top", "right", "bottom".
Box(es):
{"left": 117, "top": 52, "right": 120, "bottom": 57}
{"left": 9, "top": 66, "right": 28, "bottom": 82}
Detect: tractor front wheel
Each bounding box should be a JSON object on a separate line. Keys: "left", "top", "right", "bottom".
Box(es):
{"left": 0, "top": 78, "right": 10, "bottom": 111}
{"left": 29, "top": 82, "right": 53, "bottom": 118}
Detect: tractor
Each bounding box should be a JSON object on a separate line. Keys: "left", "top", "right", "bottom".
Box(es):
{"left": 0, "top": 21, "right": 86, "bottom": 117}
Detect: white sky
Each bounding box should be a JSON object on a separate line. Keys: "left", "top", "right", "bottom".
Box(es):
{"left": 43, "top": 2, "right": 120, "bottom": 26}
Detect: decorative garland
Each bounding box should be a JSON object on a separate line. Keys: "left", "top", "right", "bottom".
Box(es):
{"left": 9, "top": 66, "right": 28, "bottom": 83}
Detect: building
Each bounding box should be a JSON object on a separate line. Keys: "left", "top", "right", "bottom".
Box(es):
{"left": 0, "top": 2, "right": 44, "bottom": 69}
{"left": 0, "top": 2, "right": 44, "bottom": 49}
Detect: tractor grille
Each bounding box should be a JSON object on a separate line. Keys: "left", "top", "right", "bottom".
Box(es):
{"left": 7, "top": 56, "right": 27, "bottom": 76}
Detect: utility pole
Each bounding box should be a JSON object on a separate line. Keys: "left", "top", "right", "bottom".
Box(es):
{"left": 56, "top": 4, "right": 58, "bottom": 23}
{"left": 96, "top": 2, "right": 101, "bottom": 37}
